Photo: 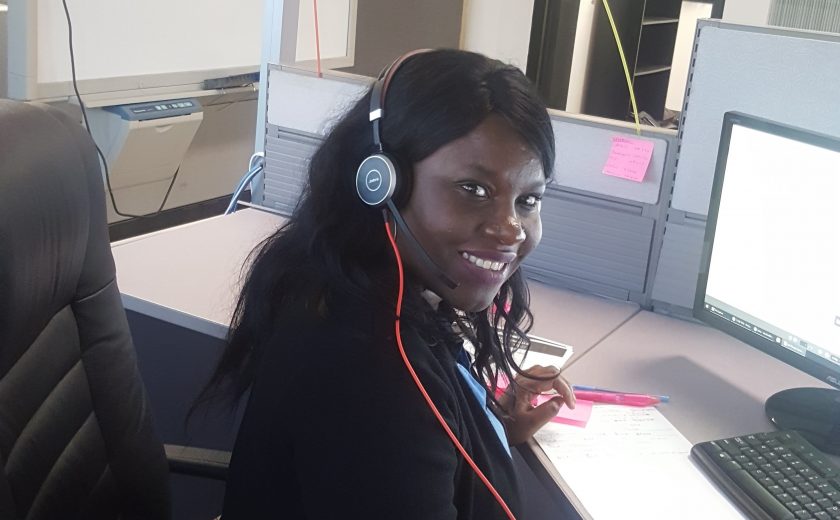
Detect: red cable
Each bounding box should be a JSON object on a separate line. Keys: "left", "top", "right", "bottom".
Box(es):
{"left": 383, "top": 221, "right": 516, "bottom": 520}
{"left": 312, "top": 0, "right": 322, "bottom": 77}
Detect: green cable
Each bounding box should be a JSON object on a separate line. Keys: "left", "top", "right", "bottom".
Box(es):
{"left": 601, "top": 0, "right": 642, "bottom": 135}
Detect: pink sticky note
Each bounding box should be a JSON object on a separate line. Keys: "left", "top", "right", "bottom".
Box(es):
{"left": 602, "top": 136, "right": 655, "bottom": 182}
{"left": 534, "top": 394, "right": 594, "bottom": 427}
{"left": 495, "top": 374, "right": 593, "bottom": 428}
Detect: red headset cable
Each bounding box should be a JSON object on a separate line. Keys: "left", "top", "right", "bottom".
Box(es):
{"left": 383, "top": 219, "right": 517, "bottom": 520}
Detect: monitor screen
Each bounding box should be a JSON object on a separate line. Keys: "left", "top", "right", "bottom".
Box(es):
{"left": 695, "top": 112, "right": 840, "bottom": 390}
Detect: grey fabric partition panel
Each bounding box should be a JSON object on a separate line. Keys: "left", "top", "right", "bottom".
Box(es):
{"left": 650, "top": 213, "right": 706, "bottom": 317}
{"left": 523, "top": 190, "right": 655, "bottom": 302}
{"left": 549, "top": 116, "right": 670, "bottom": 205}
{"left": 258, "top": 68, "right": 678, "bottom": 307}
{"left": 653, "top": 21, "right": 840, "bottom": 315}
{"left": 671, "top": 21, "right": 840, "bottom": 216}
{"left": 262, "top": 125, "right": 319, "bottom": 215}
{"left": 528, "top": 114, "right": 677, "bottom": 304}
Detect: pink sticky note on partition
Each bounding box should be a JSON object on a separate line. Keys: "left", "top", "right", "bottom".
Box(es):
{"left": 602, "top": 136, "right": 655, "bottom": 182}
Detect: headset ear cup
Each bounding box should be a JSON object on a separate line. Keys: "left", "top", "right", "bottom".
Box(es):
{"left": 356, "top": 153, "right": 397, "bottom": 207}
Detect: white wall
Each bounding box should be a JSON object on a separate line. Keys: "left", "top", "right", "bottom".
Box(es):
{"left": 665, "top": 2, "right": 714, "bottom": 111}
{"left": 460, "top": 0, "right": 534, "bottom": 71}
{"left": 459, "top": 0, "right": 596, "bottom": 112}
{"left": 565, "top": 1, "right": 597, "bottom": 113}
{"left": 0, "top": 4, "right": 7, "bottom": 98}
{"left": 723, "top": 0, "right": 772, "bottom": 25}
{"left": 294, "top": 0, "right": 353, "bottom": 62}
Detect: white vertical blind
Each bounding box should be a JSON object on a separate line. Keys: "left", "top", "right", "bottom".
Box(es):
{"left": 770, "top": 0, "right": 840, "bottom": 33}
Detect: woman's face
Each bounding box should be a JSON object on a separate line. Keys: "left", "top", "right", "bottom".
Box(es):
{"left": 398, "top": 115, "right": 546, "bottom": 312}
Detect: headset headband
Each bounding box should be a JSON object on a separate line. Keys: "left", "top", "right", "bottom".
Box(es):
{"left": 368, "top": 49, "right": 432, "bottom": 151}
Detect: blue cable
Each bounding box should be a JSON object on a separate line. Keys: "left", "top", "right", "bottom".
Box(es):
{"left": 225, "top": 153, "right": 265, "bottom": 215}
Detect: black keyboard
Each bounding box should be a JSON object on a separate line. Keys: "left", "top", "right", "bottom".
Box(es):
{"left": 692, "top": 430, "right": 840, "bottom": 519}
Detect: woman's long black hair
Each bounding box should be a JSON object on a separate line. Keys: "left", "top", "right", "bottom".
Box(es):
{"left": 197, "top": 49, "right": 555, "bottom": 410}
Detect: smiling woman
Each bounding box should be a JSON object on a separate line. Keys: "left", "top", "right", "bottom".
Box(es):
{"left": 196, "top": 49, "right": 574, "bottom": 520}
{"left": 401, "top": 115, "right": 546, "bottom": 313}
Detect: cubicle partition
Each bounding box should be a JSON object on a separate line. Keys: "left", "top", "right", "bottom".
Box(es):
{"left": 256, "top": 65, "right": 679, "bottom": 306}
{"left": 651, "top": 20, "right": 840, "bottom": 316}
{"left": 256, "top": 21, "right": 840, "bottom": 318}
{"left": 526, "top": 114, "right": 676, "bottom": 303}
{"left": 260, "top": 65, "right": 370, "bottom": 212}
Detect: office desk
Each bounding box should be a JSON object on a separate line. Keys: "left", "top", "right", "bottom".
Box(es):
{"left": 112, "top": 208, "right": 834, "bottom": 519}
{"left": 528, "top": 281, "right": 638, "bottom": 360}
{"left": 525, "top": 310, "right": 837, "bottom": 519}
{"left": 111, "top": 209, "right": 285, "bottom": 519}
{"left": 112, "top": 208, "right": 285, "bottom": 338}
{"left": 560, "top": 310, "right": 833, "bottom": 444}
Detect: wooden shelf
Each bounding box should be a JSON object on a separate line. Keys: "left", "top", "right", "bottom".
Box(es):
{"left": 634, "top": 65, "right": 671, "bottom": 77}
{"left": 583, "top": 0, "right": 681, "bottom": 121}
{"left": 642, "top": 16, "right": 679, "bottom": 26}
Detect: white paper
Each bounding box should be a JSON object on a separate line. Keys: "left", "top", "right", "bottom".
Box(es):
{"left": 463, "top": 335, "right": 573, "bottom": 370}
{"left": 534, "top": 405, "right": 747, "bottom": 520}
{"left": 513, "top": 348, "right": 572, "bottom": 371}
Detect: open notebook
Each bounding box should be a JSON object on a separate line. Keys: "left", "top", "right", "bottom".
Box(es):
{"left": 533, "top": 405, "right": 747, "bottom": 519}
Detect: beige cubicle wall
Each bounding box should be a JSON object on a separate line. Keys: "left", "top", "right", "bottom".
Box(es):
{"left": 652, "top": 21, "right": 840, "bottom": 316}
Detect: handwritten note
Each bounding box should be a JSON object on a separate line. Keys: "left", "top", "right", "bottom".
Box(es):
{"left": 602, "top": 136, "right": 655, "bottom": 182}
{"left": 535, "top": 406, "right": 746, "bottom": 519}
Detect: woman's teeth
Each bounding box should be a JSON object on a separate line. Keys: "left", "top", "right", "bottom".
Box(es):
{"left": 461, "top": 252, "right": 505, "bottom": 272}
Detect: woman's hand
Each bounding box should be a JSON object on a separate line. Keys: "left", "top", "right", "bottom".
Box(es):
{"left": 497, "top": 365, "right": 575, "bottom": 446}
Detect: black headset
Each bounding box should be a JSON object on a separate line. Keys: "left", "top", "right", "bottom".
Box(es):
{"left": 354, "top": 49, "right": 430, "bottom": 208}
{"left": 355, "top": 50, "right": 458, "bottom": 290}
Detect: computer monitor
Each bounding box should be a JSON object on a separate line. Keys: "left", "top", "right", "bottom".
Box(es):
{"left": 694, "top": 111, "right": 840, "bottom": 455}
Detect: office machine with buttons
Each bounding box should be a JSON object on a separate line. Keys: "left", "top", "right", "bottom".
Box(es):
{"left": 88, "top": 98, "right": 204, "bottom": 221}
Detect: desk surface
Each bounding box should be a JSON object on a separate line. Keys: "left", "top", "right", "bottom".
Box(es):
{"left": 525, "top": 309, "right": 838, "bottom": 519}
{"left": 528, "top": 281, "right": 638, "bottom": 359}
{"left": 561, "top": 310, "right": 833, "bottom": 445}
{"left": 112, "top": 208, "right": 284, "bottom": 338}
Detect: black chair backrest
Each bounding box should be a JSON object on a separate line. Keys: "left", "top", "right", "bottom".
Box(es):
{"left": 0, "top": 100, "right": 170, "bottom": 519}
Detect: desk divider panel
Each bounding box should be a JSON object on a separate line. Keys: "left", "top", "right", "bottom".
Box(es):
{"left": 262, "top": 127, "right": 320, "bottom": 215}
{"left": 549, "top": 114, "right": 670, "bottom": 205}
{"left": 259, "top": 67, "right": 678, "bottom": 306}
{"left": 523, "top": 190, "right": 655, "bottom": 302}
{"left": 652, "top": 21, "right": 840, "bottom": 315}
{"left": 528, "top": 113, "right": 676, "bottom": 303}
{"left": 650, "top": 214, "right": 706, "bottom": 318}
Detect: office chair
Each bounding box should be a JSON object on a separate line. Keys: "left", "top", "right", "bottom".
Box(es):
{"left": 0, "top": 99, "right": 228, "bottom": 519}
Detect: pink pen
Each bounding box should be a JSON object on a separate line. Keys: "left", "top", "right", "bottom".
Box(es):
{"left": 573, "top": 390, "right": 660, "bottom": 407}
